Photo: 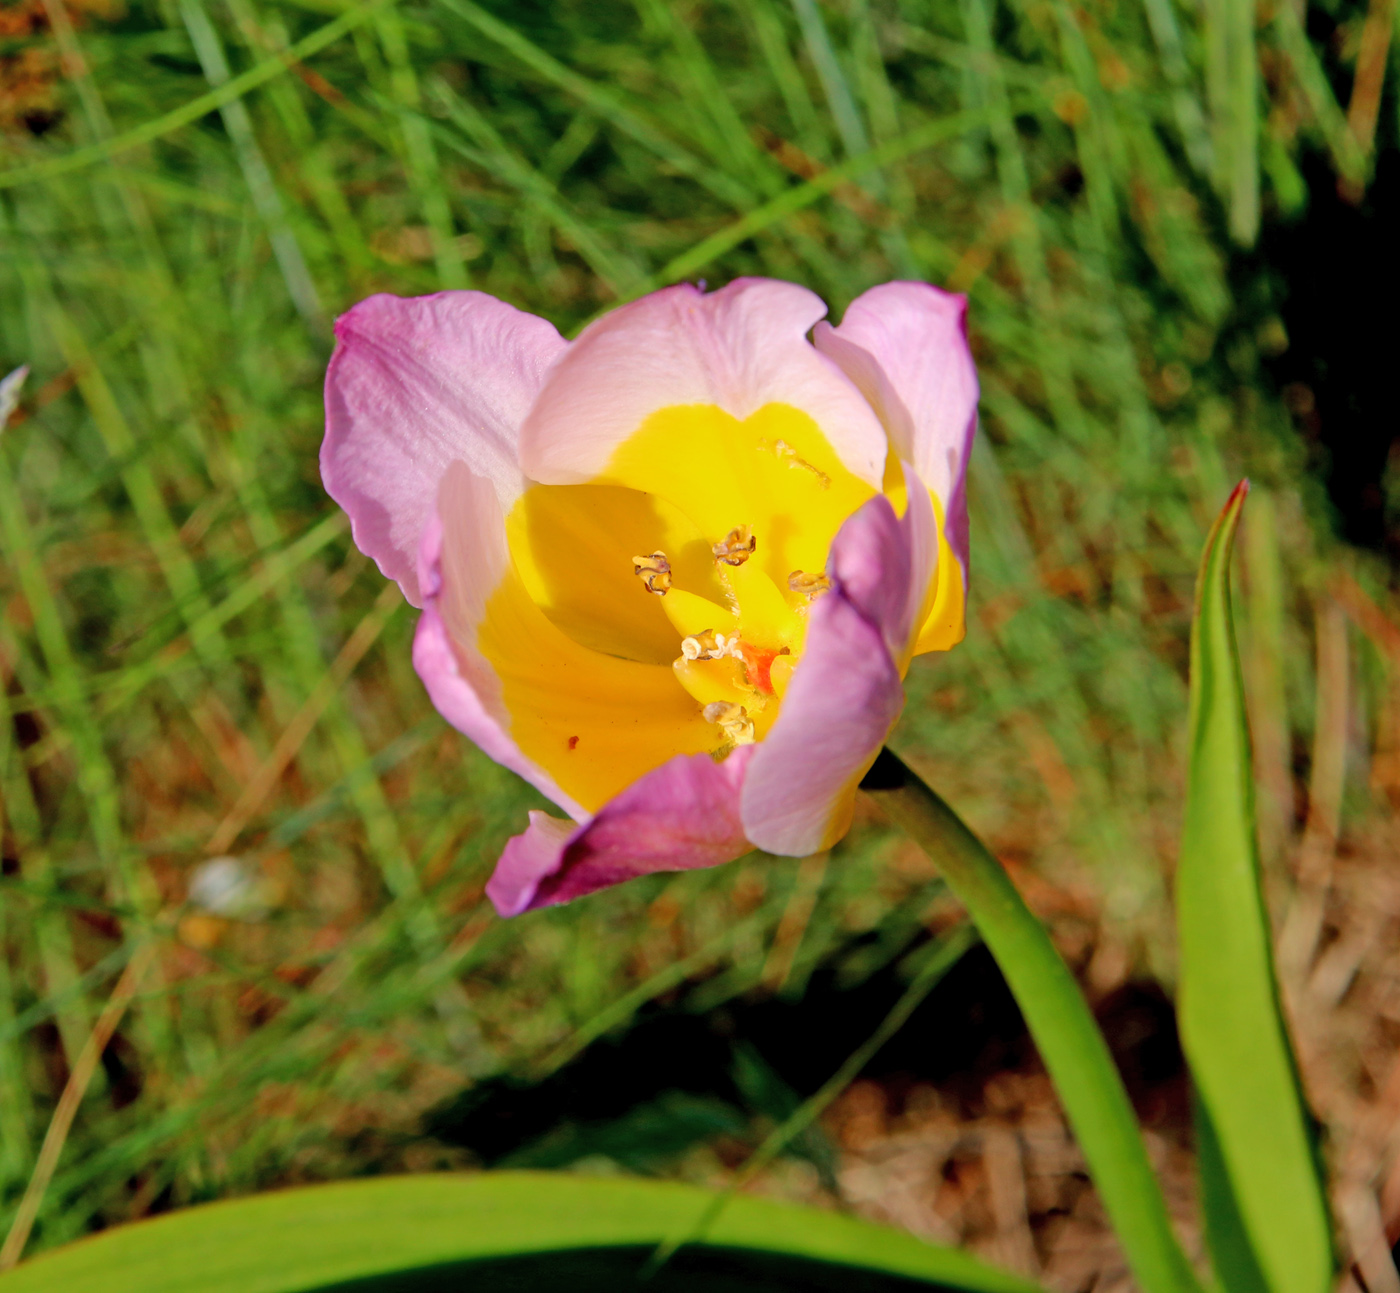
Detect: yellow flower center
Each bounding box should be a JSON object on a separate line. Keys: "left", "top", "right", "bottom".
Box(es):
{"left": 483, "top": 402, "right": 876, "bottom": 813}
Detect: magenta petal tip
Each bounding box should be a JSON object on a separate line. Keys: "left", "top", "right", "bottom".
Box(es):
{"left": 486, "top": 747, "right": 756, "bottom": 916}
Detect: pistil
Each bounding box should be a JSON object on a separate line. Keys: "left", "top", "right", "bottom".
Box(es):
{"left": 733, "top": 640, "right": 789, "bottom": 695}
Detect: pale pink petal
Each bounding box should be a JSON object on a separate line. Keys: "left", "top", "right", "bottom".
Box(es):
{"left": 518, "top": 278, "right": 888, "bottom": 489}
{"left": 413, "top": 464, "right": 585, "bottom": 821}
{"left": 483, "top": 811, "right": 575, "bottom": 918}
{"left": 486, "top": 747, "right": 756, "bottom": 917}
{"left": 741, "top": 495, "right": 917, "bottom": 857}
{"left": 813, "top": 282, "right": 977, "bottom": 572}
{"left": 322, "top": 291, "right": 566, "bottom": 605}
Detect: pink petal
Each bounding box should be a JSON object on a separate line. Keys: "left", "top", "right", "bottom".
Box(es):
{"left": 486, "top": 747, "right": 756, "bottom": 917}
{"left": 518, "top": 278, "right": 888, "bottom": 490}
{"left": 413, "top": 464, "right": 586, "bottom": 821}
{"left": 813, "top": 282, "right": 977, "bottom": 573}
{"left": 322, "top": 291, "right": 566, "bottom": 605}
{"left": 825, "top": 475, "right": 937, "bottom": 668}
{"left": 483, "top": 811, "right": 576, "bottom": 917}
{"left": 741, "top": 495, "right": 917, "bottom": 857}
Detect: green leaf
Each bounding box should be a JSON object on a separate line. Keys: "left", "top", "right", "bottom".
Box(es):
{"left": 1177, "top": 482, "right": 1333, "bottom": 1293}
{"left": 1194, "top": 1095, "right": 1272, "bottom": 1293}
{"left": 0, "top": 1171, "right": 1044, "bottom": 1293}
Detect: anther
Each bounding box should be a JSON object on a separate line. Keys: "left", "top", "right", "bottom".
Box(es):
{"left": 632, "top": 551, "right": 672, "bottom": 595}
{"left": 703, "top": 701, "right": 756, "bottom": 746}
{"left": 712, "top": 525, "right": 756, "bottom": 567}
{"left": 788, "top": 570, "right": 831, "bottom": 598}
{"left": 681, "top": 629, "right": 735, "bottom": 661}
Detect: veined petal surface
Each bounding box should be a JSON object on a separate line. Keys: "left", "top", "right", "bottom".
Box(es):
{"left": 815, "top": 282, "right": 977, "bottom": 652}
{"left": 413, "top": 466, "right": 585, "bottom": 820}
{"left": 518, "top": 278, "right": 888, "bottom": 490}
{"left": 323, "top": 291, "right": 566, "bottom": 604}
{"left": 813, "top": 281, "right": 977, "bottom": 550}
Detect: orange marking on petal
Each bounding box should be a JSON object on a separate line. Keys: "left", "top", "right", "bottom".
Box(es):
{"left": 735, "top": 641, "right": 789, "bottom": 696}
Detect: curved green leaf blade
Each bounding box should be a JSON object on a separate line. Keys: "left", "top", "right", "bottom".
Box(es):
{"left": 0, "top": 1172, "right": 1044, "bottom": 1293}
{"left": 1177, "top": 481, "right": 1332, "bottom": 1293}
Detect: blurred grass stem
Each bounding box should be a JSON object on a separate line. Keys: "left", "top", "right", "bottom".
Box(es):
{"left": 0, "top": 939, "right": 157, "bottom": 1271}
{"left": 0, "top": 0, "right": 396, "bottom": 191}
{"left": 1243, "top": 490, "right": 1293, "bottom": 875}
{"left": 571, "top": 104, "right": 1004, "bottom": 332}
{"left": 202, "top": 582, "right": 402, "bottom": 857}
{"left": 1278, "top": 598, "right": 1350, "bottom": 984}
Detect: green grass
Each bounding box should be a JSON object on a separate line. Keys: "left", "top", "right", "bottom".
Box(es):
{"left": 0, "top": 0, "right": 1390, "bottom": 1263}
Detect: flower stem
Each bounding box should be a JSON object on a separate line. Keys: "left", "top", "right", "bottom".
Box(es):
{"left": 862, "top": 749, "right": 1204, "bottom": 1293}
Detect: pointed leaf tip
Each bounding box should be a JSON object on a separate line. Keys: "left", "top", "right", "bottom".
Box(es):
{"left": 1178, "top": 484, "right": 1332, "bottom": 1293}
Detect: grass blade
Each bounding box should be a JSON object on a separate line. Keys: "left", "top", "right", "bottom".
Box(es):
{"left": 1177, "top": 482, "right": 1333, "bottom": 1293}
{"left": 178, "top": 0, "right": 326, "bottom": 327}
{"left": 0, "top": 0, "right": 396, "bottom": 191}
{"left": 1272, "top": 3, "right": 1367, "bottom": 189}
{"left": 1, "top": 1172, "right": 1043, "bottom": 1292}
{"left": 431, "top": 0, "right": 755, "bottom": 209}
{"left": 581, "top": 105, "right": 1001, "bottom": 323}
{"left": 1204, "top": 0, "right": 1259, "bottom": 242}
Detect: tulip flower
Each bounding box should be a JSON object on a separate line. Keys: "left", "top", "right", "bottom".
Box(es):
{"left": 322, "top": 278, "right": 977, "bottom": 916}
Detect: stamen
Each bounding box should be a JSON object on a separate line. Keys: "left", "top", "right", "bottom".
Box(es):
{"left": 773, "top": 439, "right": 831, "bottom": 489}
{"left": 681, "top": 629, "right": 737, "bottom": 661}
{"left": 788, "top": 570, "right": 831, "bottom": 598}
{"left": 632, "top": 551, "right": 672, "bottom": 595}
{"left": 703, "top": 700, "right": 756, "bottom": 746}
{"left": 713, "top": 525, "right": 756, "bottom": 567}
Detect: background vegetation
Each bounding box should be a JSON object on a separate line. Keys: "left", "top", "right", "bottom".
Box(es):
{"left": 0, "top": 0, "right": 1396, "bottom": 1271}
